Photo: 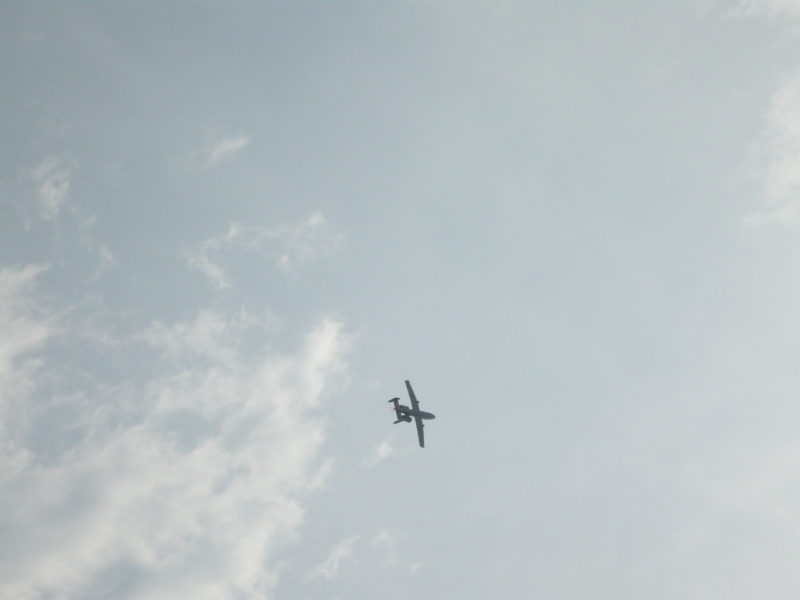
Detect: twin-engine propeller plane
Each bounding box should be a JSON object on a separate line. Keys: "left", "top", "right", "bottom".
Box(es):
{"left": 389, "top": 380, "right": 436, "bottom": 448}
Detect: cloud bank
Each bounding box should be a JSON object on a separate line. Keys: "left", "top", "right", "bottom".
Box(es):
{"left": 0, "top": 266, "right": 350, "bottom": 600}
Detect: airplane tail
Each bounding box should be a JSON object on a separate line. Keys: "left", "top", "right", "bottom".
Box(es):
{"left": 388, "top": 398, "right": 403, "bottom": 423}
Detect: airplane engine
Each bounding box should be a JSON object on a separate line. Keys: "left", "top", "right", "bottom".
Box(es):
{"left": 403, "top": 415, "right": 412, "bottom": 422}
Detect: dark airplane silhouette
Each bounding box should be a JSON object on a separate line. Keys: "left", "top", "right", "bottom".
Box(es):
{"left": 389, "top": 380, "right": 435, "bottom": 448}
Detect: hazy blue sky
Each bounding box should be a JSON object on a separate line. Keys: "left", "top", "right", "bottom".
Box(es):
{"left": 4, "top": 2, "right": 800, "bottom": 598}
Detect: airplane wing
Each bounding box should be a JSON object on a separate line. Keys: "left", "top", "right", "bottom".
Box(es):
{"left": 405, "top": 380, "right": 420, "bottom": 411}
{"left": 414, "top": 416, "right": 425, "bottom": 448}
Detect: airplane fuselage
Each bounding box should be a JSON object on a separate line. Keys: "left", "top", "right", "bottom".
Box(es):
{"left": 396, "top": 404, "right": 435, "bottom": 420}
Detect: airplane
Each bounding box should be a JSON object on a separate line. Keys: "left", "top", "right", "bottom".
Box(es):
{"left": 389, "top": 380, "right": 436, "bottom": 448}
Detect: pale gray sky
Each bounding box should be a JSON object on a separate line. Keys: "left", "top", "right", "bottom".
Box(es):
{"left": 3, "top": 2, "right": 800, "bottom": 598}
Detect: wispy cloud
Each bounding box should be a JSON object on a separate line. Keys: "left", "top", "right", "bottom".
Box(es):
{"left": 0, "top": 265, "right": 51, "bottom": 375}
{"left": 19, "top": 155, "right": 115, "bottom": 279}
{"left": 204, "top": 135, "right": 251, "bottom": 168}
{"left": 742, "top": 74, "right": 800, "bottom": 228}
{"left": 273, "top": 212, "right": 343, "bottom": 273}
{"left": 370, "top": 529, "right": 421, "bottom": 572}
{"left": 716, "top": 442, "right": 800, "bottom": 524}
{"left": 311, "top": 535, "right": 360, "bottom": 580}
{"left": 175, "top": 134, "right": 251, "bottom": 172}
{"left": 30, "top": 156, "right": 71, "bottom": 220}
{"left": 372, "top": 528, "right": 400, "bottom": 546}
{"left": 305, "top": 528, "right": 417, "bottom": 584}
{"left": 0, "top": 264, "right": 52, "bottom": 475}
{"left": 184, "top": 223, "right": 241, "bottom": 289}
{"left": 362, "top": 440, "right": 395, "bottom": 468}
{"left": 185, "top": 212, "right": 344, "bottom": 289}
{"left": 0, "top": 266, "right": 351, "bottom": 600}
{"left": 732, "top": 0, "right": 800, "bottom": 23}
{"left": 92, "top": 242, "right": 115, "bottom": 279}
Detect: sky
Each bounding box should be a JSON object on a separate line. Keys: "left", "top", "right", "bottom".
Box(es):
{"left": 3, "top": 1, "right": 800, "bottom": 598}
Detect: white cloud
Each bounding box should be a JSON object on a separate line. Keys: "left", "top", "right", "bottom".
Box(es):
{"left": 0, "top": 266, "right": 352, "bottom": 600}
{"left": 742, "top": 74, "right": 800, "bottom": 228}
{"left": 362, "top": 440, "right": 395, "bottom": 468}
{"left": 311, "top": 535, "right": 360, "bottom": 580}
{"left": 204, "top": 135, "right": 251, "bottom": 168}
{"left": 30, "top": 156, "right": 71, "bottom": 220}
{"left": 185, "top": 213, "right": 343, "bottom": 289}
